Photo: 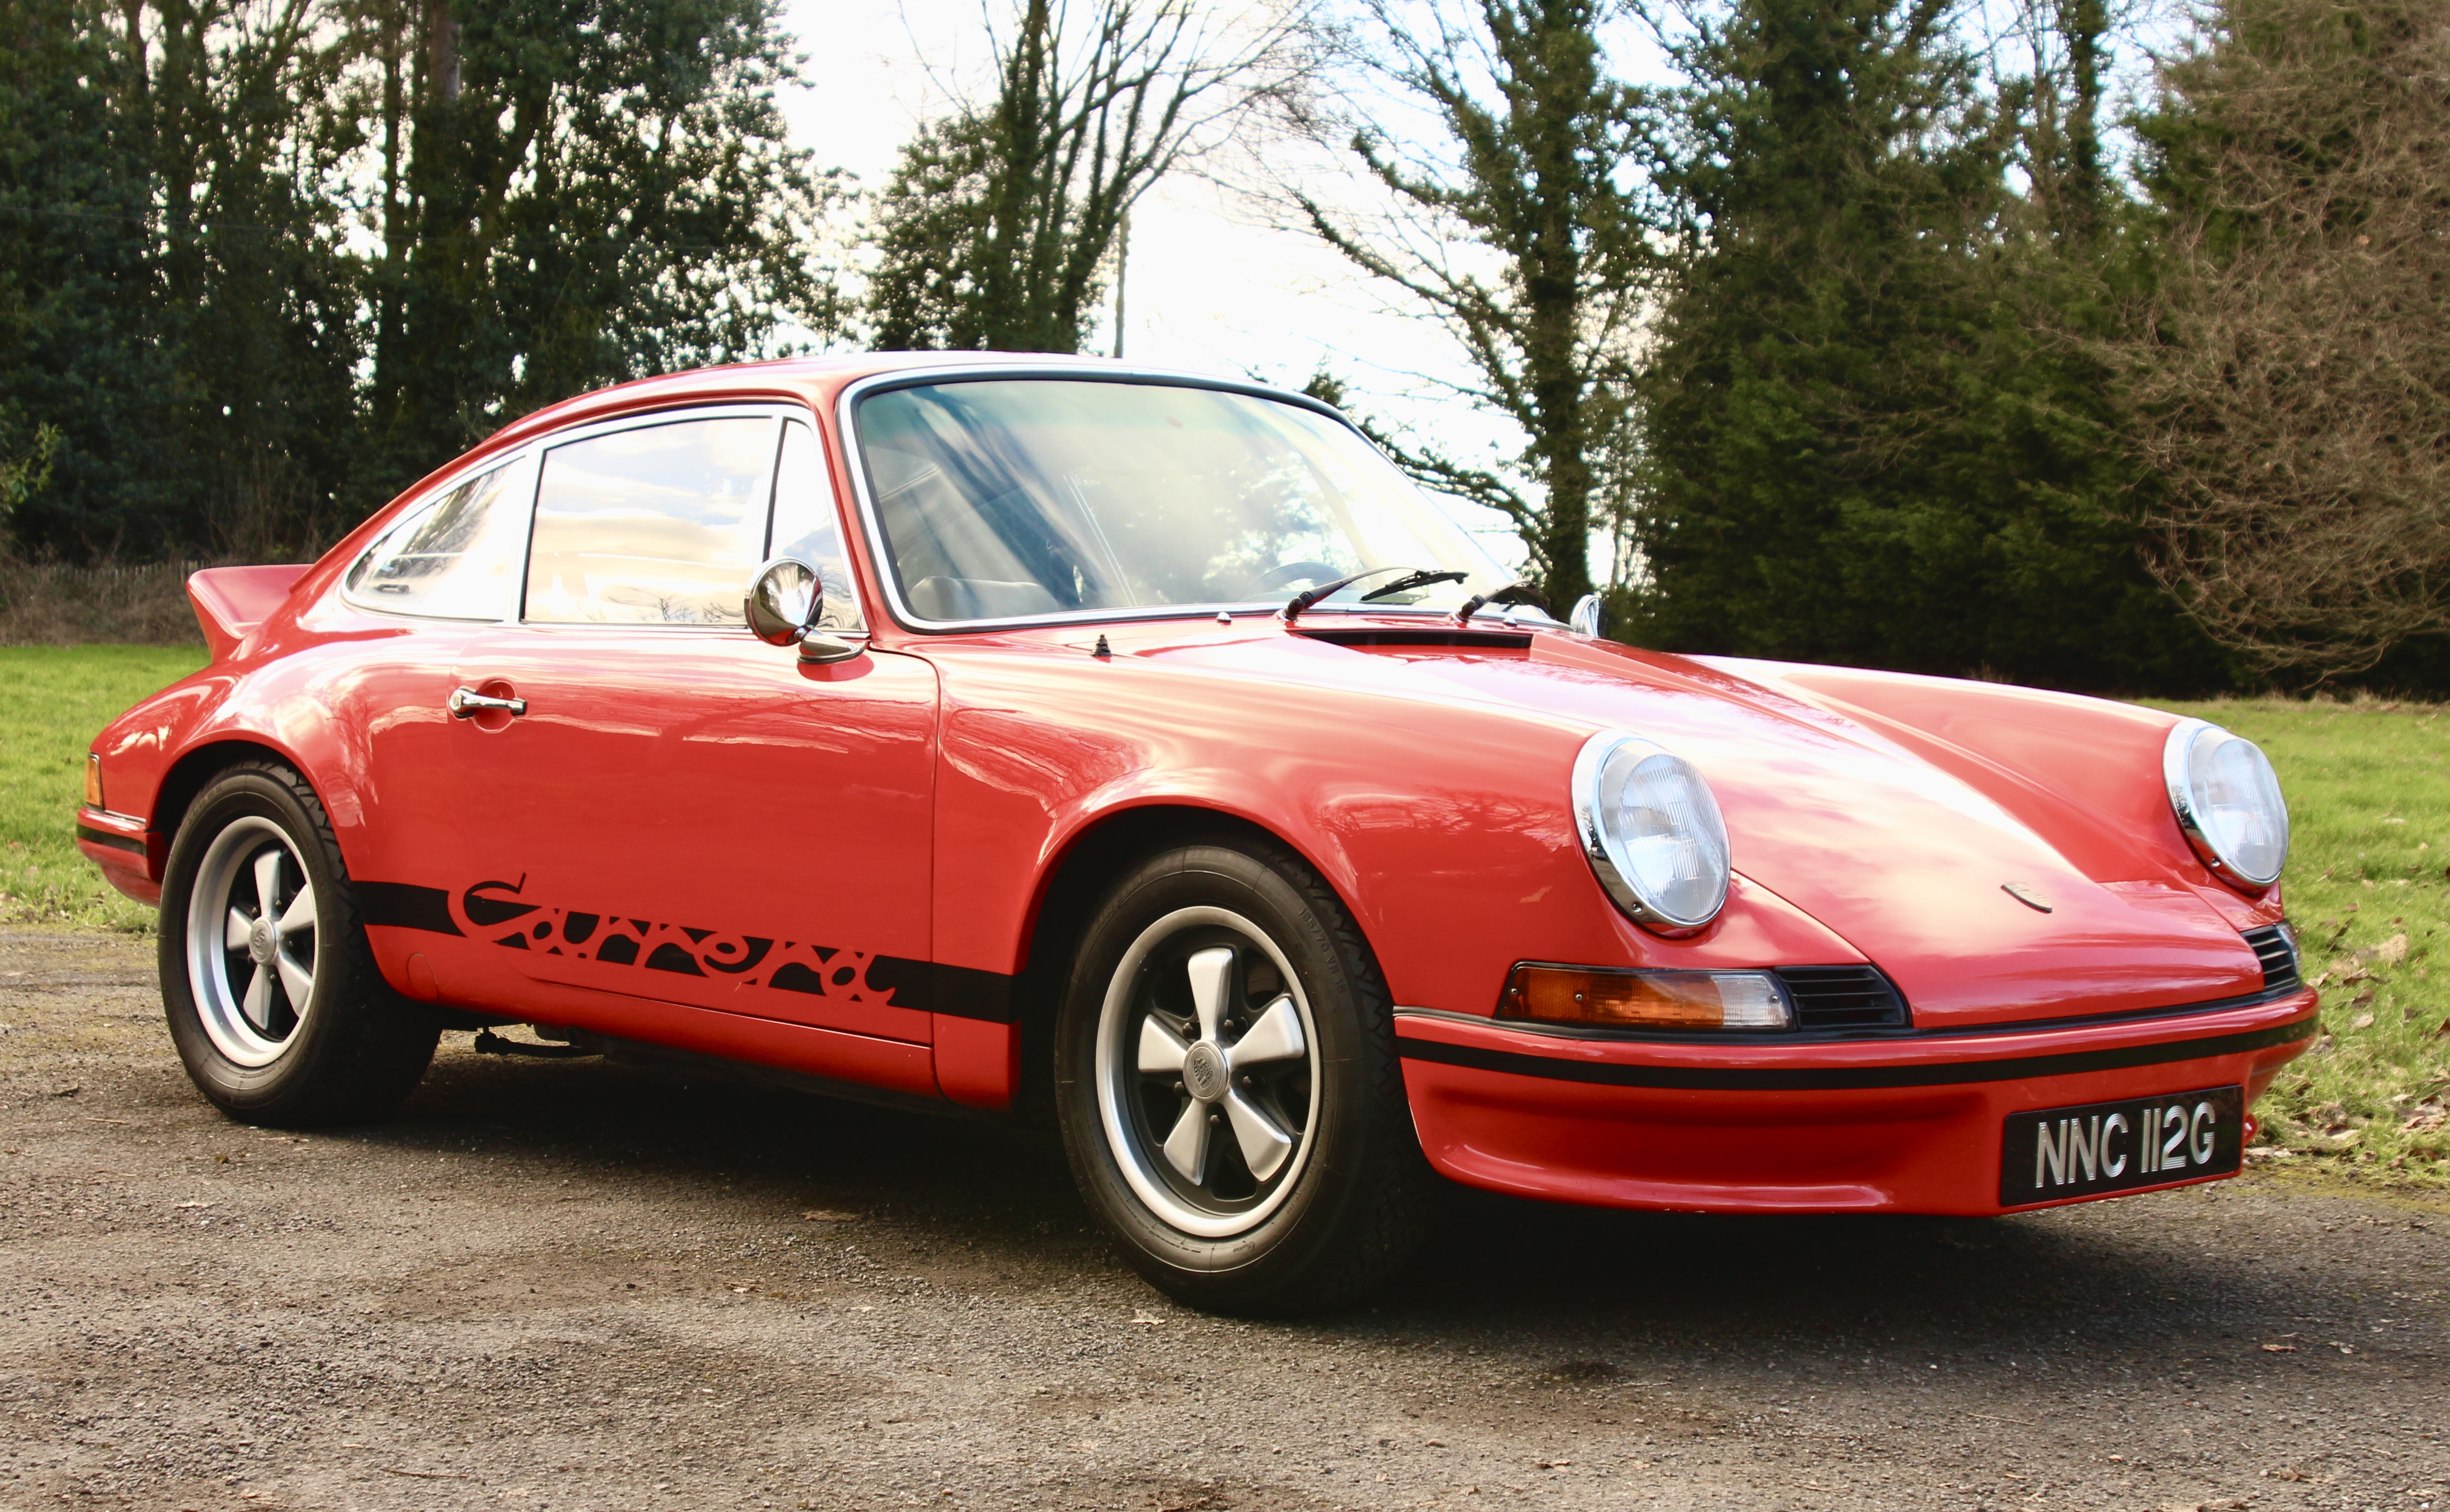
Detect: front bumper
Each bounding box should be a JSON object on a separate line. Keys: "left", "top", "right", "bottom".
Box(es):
{"left": 75, "top": 805, "right": 161, "bottom": 906}
{"left": 1395, "top": 986, "right": 2318, "bottom": 1215}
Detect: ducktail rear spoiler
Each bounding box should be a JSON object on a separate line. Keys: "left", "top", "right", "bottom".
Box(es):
{"left": 188, "top": 564, "right": 310, "bottom": 660}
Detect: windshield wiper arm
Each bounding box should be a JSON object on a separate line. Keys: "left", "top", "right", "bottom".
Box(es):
{"left": 1454, "top": 578, "right": 1542, "bottom": 627}
{"left": 1281, "top": 564, "right": 1434, "bottom": 622}
{"left": 1359, "top": 568, "right": 1468, "bottom": 603}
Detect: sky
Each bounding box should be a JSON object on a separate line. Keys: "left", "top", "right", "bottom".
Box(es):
{"left": 774, "top": 0, "right": 1546, "bottom": 564}
{"left": 771, "top": 0, "right": 2189, "bottom": 579}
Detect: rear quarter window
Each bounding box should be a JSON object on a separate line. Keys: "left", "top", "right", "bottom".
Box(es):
{"left": 342, "top": 461, "right": 529, "bottom": 620}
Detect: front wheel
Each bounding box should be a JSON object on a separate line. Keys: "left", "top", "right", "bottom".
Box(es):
{"left": 1054, "top": 840, "right": 1434, "bottom": 1313}
{"left": 158, "top": 761, "right": 438, "bottom": 1125}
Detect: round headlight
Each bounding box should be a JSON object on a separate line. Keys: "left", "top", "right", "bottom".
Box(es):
{"left": 1571, "top": 732, "right": 1733, "bottom": 934}
{"left": 2162, "top": 718, "right": 2289, "bottom": 889}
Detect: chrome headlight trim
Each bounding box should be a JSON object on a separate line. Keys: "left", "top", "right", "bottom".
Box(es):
{"left": 1571, "top": 731, "right": 1733, "bottom": 936}
{"left": 2162, "top": 717, "right": 2289, "bottom": 890}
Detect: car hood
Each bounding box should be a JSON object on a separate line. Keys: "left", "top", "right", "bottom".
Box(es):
{"left": 1142, "top": 623, "right": 2268, "bottom": 1025}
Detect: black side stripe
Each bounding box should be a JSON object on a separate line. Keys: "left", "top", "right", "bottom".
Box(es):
{"left": 1396, "top": 1015, "right": 2321, "bottom": 1092}
{"left": 866, "top": 957, "right": 1017, "bottom": 1023}
{"left": 75, "top": 824, "right": 146, "bottom": 858}
{"left": 351, "top": 891, "right": 1017, "bottom": 1017}
{"left": 357, "top": 882, "right": 465, "bottom": 937}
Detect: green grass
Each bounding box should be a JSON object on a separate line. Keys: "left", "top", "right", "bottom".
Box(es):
{"left": 1, "top": 645, "right": 209, "bottom": 931}
{"left": 2148, "top": 697, "right": 2449, "bottom": 1185}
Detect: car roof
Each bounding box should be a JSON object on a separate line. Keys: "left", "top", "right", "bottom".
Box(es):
{"left": 470, "top": 351, "right": 1292, "bottom": 463}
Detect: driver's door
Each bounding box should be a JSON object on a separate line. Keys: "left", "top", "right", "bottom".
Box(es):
{"left": 441, "top": 407, "right": 938, "bottom": 1052}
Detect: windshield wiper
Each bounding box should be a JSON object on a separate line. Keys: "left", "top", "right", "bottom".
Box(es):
{"left": 1360, "top": 568, "right": 1468, "bottom": 603}
{"left": 1282, "top": 564, "right": 1454, "bottom": 622}
{"left": 1454, "top": 578, "right": 1547, "bottom": 626}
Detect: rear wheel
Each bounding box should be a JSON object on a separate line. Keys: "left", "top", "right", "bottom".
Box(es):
{"left": 159, "top": 762, "right": 437, "bottom": 1125}
{"left": 1055, "top": 840, "right": 1434, "bottom": 1313}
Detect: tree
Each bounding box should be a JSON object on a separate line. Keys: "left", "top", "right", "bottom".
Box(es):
{"left": 0, "top": 0, "right": 836, "bottom": 561}
{"left": 2116, "top": 0, "right": 2450, "bottom": 678}
{"left": 368, "top": 0, "right": 838, "bottom": 490}
{"left": 865, "top": 0, "right": 1305, "bottom": 354}
{"left": 0, "top": 0, "right": 188, "bottom": 558}
{"left": 1297, "top": 0, "right": 1652, "bottom": 611}
{"left": 1627, "top": 0, "right": 2222, "bottom": 690}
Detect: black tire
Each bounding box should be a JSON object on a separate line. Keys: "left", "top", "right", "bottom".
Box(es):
{"left": 1054, "top": 839, "right": 1435, "bottom": 1314}
{"left": 157, "top": 760, "right": 438, "bottom": 1125}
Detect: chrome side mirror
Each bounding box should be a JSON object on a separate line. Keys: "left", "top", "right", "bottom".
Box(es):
{"left": 745, "top": 557, "right": 865, "bottom": 663}
{"left": 1569, "top": 593, "right": 1604, "bottom": 637}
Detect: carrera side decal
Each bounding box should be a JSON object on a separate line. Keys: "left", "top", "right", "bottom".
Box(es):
{"left": 358, "top": 881, "right": 464, "bottom": 936}
{"left": 1395, "top": 1014, "right": 2320, "bottom": 1092}
{"left": 355, "top": 876, "right": 1015, "bottom": 1022}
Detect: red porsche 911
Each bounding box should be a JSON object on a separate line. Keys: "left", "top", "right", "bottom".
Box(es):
{"left": 78, "top": 354, "right": 2315, "bottom": 1311}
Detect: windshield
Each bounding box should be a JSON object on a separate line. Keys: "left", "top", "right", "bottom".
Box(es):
{"left": 852, "top": 378, "right": 1505, "bottom": 623}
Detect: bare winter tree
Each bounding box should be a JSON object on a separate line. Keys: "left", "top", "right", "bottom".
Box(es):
{"left": 1292, "top": 0, "right": 1656, "bottom": 611}
{"left": 2121, "top": 0, "right": 2450, "bottom": 677}
{"left": 865, "top": 0, "right": 1313, "bottom": 354}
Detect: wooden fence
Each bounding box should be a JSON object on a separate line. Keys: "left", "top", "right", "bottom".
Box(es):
{"left": 0, "top": 559, "right": 213, "bottom": 645}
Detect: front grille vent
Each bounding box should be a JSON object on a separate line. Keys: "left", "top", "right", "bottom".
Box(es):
{"left": 1774, "top": 966, "right": 1911, "bottom": 1031}
{"left": 2244, "top": 924, "right": 2300, "bottom": 991}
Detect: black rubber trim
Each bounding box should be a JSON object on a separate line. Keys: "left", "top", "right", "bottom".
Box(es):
{"left": 356, "top": 881, "right": 465, "bottom": 936}
{"left": 74, "top": 823, "right": 147, "bottom": 858}
{"left": 1396, "top": 1014, "right": 2320, "bottom": 1092}
{"left": 1293, "top": 626, "right": 1534, "bottom": 650}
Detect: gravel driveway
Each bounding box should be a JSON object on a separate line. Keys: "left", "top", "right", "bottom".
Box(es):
{"left": 2, "top": 923, "right": 2443, "bottom": 1511}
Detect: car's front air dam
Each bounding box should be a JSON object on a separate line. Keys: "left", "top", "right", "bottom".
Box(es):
{"left": 1393, "top": 987, "right": 2318, "bottom": 1216}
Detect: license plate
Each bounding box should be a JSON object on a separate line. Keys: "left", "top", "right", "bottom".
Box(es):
{"left": 1999, "top": 1085, "right": 2244, "bottom": 1206}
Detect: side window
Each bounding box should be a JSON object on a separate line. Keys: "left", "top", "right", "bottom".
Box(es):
{"left": 343, "top": 461, "right": 528, "bottom": 620}
{"left": 767, "top": 419, "right": 866, "bottom": 632}
{"left": 524, "top": 415, "right": 777, "bottom": 625}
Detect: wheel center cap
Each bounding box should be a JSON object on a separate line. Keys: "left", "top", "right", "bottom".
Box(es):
{"left": 1182, "top": 1041, "right": 1228, "bottom": 1103}
{"left": 247, "top": 919, "right": 275, "bottom": 964}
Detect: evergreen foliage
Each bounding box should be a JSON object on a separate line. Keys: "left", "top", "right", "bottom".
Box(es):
{"left": 0, "top": 0, "right": 832, "bottom": 561}
{"left": 0, "top": 0, "right": 186, "bottom": 557}
{"left": 1626, "top": 0, "right": 2225, "bottom": 692}
{"left": 371, "top": 0, "right": 832, "bottom": 489}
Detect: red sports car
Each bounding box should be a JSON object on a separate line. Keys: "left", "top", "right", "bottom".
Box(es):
{"left": 78, "top": 354, "right": 2315, "bottom": 1311}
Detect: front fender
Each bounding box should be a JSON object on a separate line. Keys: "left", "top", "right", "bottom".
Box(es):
{"left": 927, "top": 647, "right": 1862, "bottom": 1019}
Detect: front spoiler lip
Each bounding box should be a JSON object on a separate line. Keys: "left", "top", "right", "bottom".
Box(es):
{"left": 1393, "top": 986, "right": 2319, "bottom": 1093}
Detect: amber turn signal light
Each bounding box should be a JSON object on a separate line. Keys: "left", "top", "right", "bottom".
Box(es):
{"left": 84, "top": 752, "right": 104, "bottom": 809}
{"left": 1499, "top": 964, "right": 1790, "bottom": 1030}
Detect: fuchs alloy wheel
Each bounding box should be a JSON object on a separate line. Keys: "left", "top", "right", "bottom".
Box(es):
{"left": 159, "top": 761, "right": 438, "bottom": 1125}
{"left": 1055, "top": 840, "right": 1435, "bottom": 1313}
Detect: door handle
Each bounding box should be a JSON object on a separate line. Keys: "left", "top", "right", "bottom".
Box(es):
{"left": 448, "top": 686, "right": 527, "bottom": 719}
